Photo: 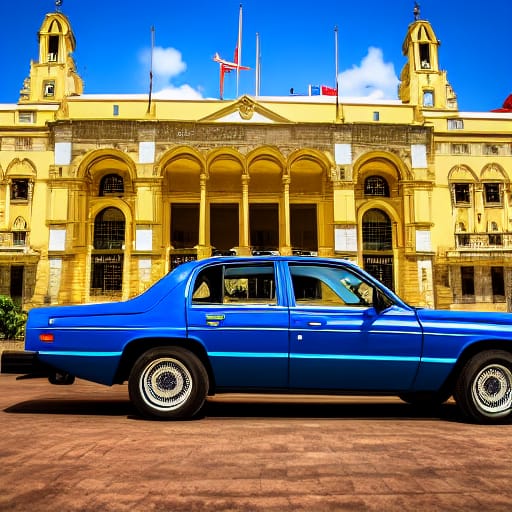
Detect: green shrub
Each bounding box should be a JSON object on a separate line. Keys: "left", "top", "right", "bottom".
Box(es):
{"left": 0, "top": 296, "right": 27, "bottom": 340}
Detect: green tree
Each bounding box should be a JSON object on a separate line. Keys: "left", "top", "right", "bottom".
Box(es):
{"left": 0, "top": 296, "right": 27, "bottom": 340}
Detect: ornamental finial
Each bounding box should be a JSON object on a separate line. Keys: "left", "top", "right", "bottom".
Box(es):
{"left": 413, "top": 2, "right": 420, "bottom": 21}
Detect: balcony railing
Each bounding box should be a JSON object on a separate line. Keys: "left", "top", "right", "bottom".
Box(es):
{"left": 0, "top": 233, "right": 27, "bottom": 251}
{"left": 442, "top": 233, "right": 512, "bottom": 260}
{"left": 455, "top": 233, "right": 512, "bottom": 249}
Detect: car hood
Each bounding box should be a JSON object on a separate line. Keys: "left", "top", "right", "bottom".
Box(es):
{"left": 415, "top": 307, "right": 512, "bottom": 330}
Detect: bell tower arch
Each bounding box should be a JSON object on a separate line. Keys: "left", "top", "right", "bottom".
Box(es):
{"left": 398, "top": 3, "right": 458, "bottom": 111}
{"left": 19, "top": 7, "right": 83, "bottom": 103}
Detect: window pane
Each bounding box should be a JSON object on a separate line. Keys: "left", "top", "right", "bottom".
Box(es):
{"left": 290, "top": 264, "right": 373, "bottom": 307}
{"left": 192, "top": 265, "right": 223, "bottom": 304}
{"left": 223, "top": 265, "right": 276, "bottom": 304}
{"left": 362, "top": 209, "right": 392, "bottom": 250}
{"left": 11, "top": 179, "right": 29, "bottom": 200}
{"left": 93, "top": 207, "right": 125, "bottom": 249}
{"left": 484, "top": 183, "right": 501, "bottom": 204}
{"left": 454, "top": 183, "right": 470, "bottom": 204}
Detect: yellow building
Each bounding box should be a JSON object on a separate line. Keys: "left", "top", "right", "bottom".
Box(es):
{"left": 0, "top": 10, "right": 511, "bottom": 311}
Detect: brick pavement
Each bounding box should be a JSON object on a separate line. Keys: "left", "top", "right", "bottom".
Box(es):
{"left": 1, "top": 375, "right": 512, "bottom": 511}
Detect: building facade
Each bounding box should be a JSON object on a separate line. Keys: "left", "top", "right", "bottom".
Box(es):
{"left": 0, "top": 10, "right": 511, "bottom": 311}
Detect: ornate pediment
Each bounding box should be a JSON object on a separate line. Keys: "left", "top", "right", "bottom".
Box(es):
{"left": 200, "top": 96, "right": 291, "bottom": 124}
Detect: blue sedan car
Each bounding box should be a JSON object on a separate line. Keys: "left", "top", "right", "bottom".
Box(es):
{"left": 2, "top": 256, "right": 512, "bottom": 423}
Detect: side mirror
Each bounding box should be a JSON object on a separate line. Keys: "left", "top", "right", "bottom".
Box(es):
{"left": 372, "top": 287, "right": 386, "bottom": 314}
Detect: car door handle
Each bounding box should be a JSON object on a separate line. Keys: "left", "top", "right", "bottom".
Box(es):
{"left": 205, "top": 314, "right": 225, "bottom": 326}
{"left": 206, "top": 314, "right": 225, "bottom": 320}
{"left": 308, "top": 321, "right": 323, "bottom": 326}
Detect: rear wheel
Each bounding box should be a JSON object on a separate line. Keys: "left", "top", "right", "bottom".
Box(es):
{"left": 128, "top": 347, "right": 208, "bottom": 420}
{"left": 454, "top": 350, "right": 512, "bottom": 423}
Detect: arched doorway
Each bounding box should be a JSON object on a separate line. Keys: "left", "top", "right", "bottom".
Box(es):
{"left": 362, "top": 208, "right": 394, "bottom": 290}
{"left": 91, "top": 207, "right": 125, "bottom": 296}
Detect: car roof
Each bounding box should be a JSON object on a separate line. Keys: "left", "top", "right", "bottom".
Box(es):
{"left": 197, "top": 255, "right": 360, "bottom": 268}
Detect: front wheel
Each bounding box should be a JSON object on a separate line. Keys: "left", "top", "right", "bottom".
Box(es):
{"left": 128, "top": 347, "right": 209, "bottom": 420}
{"left": 454, "top": 350, "right": 512, "bottom": 423}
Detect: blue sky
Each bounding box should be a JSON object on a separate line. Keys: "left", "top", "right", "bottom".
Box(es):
{"left": 2, "top": 0, "right": 510, "bottom": 111}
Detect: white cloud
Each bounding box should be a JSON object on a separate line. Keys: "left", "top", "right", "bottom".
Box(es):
{"left": 140, "top": 46, "right": 203, "bottom": 99}
{"left": 339, "top": 47, "right": 399, "bottom": 100}
{"left": 152, "top": 47, "right": 186, "bottom": 78}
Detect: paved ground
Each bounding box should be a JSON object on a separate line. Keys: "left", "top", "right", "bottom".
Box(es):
{"left": 1, "top": 375, "right": 512, "bottom": 511}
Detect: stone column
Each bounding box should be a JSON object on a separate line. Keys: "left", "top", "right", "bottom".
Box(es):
{"left": 282, "top": 176, "right": 291, "bottom": 255}
{"left": 199, "top": 174, "right": 207, "bottom": 247}
{"left": 239, "top": 175, "right": 251, "bottom": 255}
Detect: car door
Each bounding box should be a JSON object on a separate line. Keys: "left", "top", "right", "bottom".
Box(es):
{"left": 187, "top": 261, "right": 289, "bottom": 389}
{"left": 287, "top": 262, "right": 423, "bottom": 392}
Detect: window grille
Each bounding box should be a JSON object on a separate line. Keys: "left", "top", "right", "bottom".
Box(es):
{"left": 364, "top": 176, "right": 389, "bottom": 197}
{"left": 93, "top": 207, "right": 125, "bottom": 250}
{"left": 91, "top": 261, "right": 123, "bottom": 293}
{"left": 99, "top": 174, "right": 124, "bottom": 196}
{"left": 362, "top": 209, "right": 392, "bottom": 251}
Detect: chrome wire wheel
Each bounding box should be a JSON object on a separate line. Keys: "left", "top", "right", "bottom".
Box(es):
{"left": 471, "top": 363, "right": 512, "bottom": 415}
{"left": 139, "top": 357, "right": 193, "bottom": 411}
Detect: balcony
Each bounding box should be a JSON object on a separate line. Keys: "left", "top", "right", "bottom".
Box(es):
{"left": 444, "top": 233, "right": 512, "bottom": 260}
{"left": 0, "top": 233, "right": 27, "bottom": 252}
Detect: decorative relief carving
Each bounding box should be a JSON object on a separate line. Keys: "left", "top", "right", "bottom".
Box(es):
{"left": 53, "top": 122, "right": 432, "bottom": 167}
{"left": 238, "top": 98, "right": 254, "bottom": 120}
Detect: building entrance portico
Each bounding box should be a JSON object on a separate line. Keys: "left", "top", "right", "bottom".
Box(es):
{"left": 163, "top": 147, "right": 333, "bottom": 262}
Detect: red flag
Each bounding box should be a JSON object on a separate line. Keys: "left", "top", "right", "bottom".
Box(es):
{"left": 321, "top": 85, "right": 337, "bottom": 96}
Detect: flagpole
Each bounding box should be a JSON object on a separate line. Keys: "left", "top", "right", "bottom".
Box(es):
{"left": 236, "top": 4, "right": 243, "bottom": 97}
{"left": 146, "top": 26, "right": 155, "bottom": 115}
{"left": 334, "top": 25, "right": 340, "bottom": 121}
{"left": 255, "top": 32, "right": 260, "bottom": 96}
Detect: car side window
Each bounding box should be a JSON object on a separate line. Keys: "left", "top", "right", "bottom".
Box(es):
{"left": 290, "top": 264, "right": 373, "bottom": 307}
{"left": 223, "top": 265, "right": 276, "bottom": 304}
{"left": 192, "top": 264, "right": 276, "bottom": 305}
{"left": 192, "top": 265, "right": 223, "bottom": 304}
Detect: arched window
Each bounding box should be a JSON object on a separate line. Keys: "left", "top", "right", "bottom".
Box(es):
{"left": 12, "top": 216, "right": 28, "bottom": 246}
{"left": 93, "top": 207, "right": 125, "bottom": 250}
{"left": 99, "top": 174, "right": 124, "bottom": 196}
{"left": 362, "top": 209, "right": 392, "bottom": 251}
{"left": 92, "top": 208, "right": 125, "bottom": 295}
{"left": 362, "top": 208, "right": 394, "bottom": 290}
{"left": 364, "top": 176, "right": 389, "bottom": 197}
